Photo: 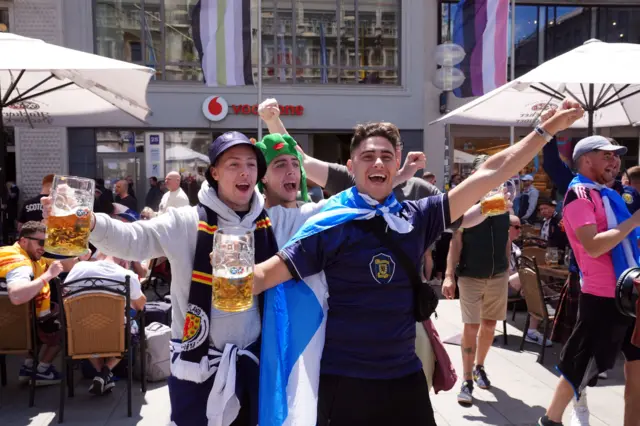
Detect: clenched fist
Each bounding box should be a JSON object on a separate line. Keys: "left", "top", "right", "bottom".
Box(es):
{"left": 258, "top": 98, "right": 280, "bottom": 122}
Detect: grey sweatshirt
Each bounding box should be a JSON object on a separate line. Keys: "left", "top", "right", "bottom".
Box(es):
{"left": 90, "top": 181, "right": 325, "bottom": 350}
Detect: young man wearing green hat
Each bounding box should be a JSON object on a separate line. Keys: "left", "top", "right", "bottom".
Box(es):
{"left": 256, "top": 133, "right": 310, "bottom": 208}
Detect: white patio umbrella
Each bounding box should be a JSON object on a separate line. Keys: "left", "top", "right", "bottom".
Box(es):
{"left": 453, "top": 149, "right": 477, "bottom": 164}
{"left": 432, "top": 39, "right": 640, "bottom": 135}
{"left": 0, "top": 32, "right": 154, "bottom": 240}
{"left": 165, "top": 145, "right": 210, "bottom": 163}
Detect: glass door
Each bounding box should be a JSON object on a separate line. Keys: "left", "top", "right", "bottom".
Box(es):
{"left": 97, "top": 153, "right": 146, "bottom": 212}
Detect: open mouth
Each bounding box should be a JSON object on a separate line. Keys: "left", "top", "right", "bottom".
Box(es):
{"left": 236, "top": 183, "right": 251, "bottom": 193}
{"left": 368, "top": 173, "right": 387, "bottom": 184}
{"left": 283, "top": 182, "right": 298, "bottom": 192}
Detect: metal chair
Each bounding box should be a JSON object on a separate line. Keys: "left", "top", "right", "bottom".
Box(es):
{"left": 0, "top": 278, "right": 38, "bottom": 407}
{"left": 517, "top": 256, "right": 559, "bottom": 364}
{"left": 56, "top": 275, "right": 146, "bottom": 423}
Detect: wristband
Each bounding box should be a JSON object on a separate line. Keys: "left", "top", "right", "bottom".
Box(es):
{"left": 534, "top": 125, "right": 553, "bottom": 143}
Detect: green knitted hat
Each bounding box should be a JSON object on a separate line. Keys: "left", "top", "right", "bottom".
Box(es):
{"left": 255, "top": 133, "right": 309, "bottom": 202}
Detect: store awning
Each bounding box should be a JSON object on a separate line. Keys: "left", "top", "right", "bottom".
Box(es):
{"left": 453, "top": 149, "right": 476, "bottom": 164}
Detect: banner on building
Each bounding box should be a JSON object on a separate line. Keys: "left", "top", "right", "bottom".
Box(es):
{"left": 191, "top": 0, "right": 254, "bottom": 87}
{"left": 453, "top": 0, "right": 509, "bottom": 98}
{"left": 145, "top": 132, "right": 165, "bottom": 180}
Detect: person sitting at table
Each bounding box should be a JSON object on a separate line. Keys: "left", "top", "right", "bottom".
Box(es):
{"left": 538, "top": 198, "right": 568, "bottom": 251}
{"left": 507, "top": 215, "right": 552, "bottom": 347}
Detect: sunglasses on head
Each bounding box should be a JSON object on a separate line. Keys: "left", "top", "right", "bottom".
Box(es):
{"left": 24, "top": 236, "right": 45, "bottom": 247}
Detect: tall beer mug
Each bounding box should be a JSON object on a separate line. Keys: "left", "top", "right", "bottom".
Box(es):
{"left": 44, "top": 176, "right": 95, "bottom": 256}
{"left": 480, "top": 183, "right": 508, "bottom": 216}
{"left": 211, "top": 228, "right": 255, "bottom": 312}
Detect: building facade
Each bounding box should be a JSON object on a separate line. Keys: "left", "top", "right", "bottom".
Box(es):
{"left": 5, "top": 0, "right": 640, "bottom": 206}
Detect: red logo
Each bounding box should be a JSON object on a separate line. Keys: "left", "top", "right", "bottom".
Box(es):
{"left": 202, "top": 96, "right": 229, "bottom": 121}
{"left": 273, "top": 142, "right": 285, "bottom": 150}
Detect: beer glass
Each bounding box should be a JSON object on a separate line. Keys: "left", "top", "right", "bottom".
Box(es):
{"left": 44, "top": 175, "right": 95, "bottom": 256}
{"left": 546, "top": 247, "right": 560, "bottom": 266}
{"left": 211, "top": 228, "right": 255, "bottom": 312}
{"left": 480, "top": 183, "right": 508, "bottom": 216}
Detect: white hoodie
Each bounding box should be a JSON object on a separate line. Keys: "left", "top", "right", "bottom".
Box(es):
{"left": 90, "top": 181, "right": 325, "bottom": 348}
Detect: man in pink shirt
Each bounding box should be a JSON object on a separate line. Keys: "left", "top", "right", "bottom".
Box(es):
{"left": 539, "top": 136, "right": 640, "bottom": 426}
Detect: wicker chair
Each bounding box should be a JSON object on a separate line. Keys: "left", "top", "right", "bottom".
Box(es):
{"left": 56, "top": 276, "right": 146, "bottom": 423}
{"left": 0, "top": 279, "right": 38, "bottom": 407}
{"left": 517, "top": 256, "right": 559, "bottom": 364}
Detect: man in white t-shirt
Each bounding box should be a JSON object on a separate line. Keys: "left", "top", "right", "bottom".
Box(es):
{"left": 158, "top": 171, "right": 190, "bottom": 214}
{"left": 64, "top": 253, "right": 146, "bottom": 396}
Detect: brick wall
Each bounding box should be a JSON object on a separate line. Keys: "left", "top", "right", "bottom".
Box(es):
{"left": 13, "top": 0, "right": 67, "bottom": 199}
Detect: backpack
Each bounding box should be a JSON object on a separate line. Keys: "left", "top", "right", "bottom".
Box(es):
{"left": 141, "top": 322, "right": 171, "bottom": 382}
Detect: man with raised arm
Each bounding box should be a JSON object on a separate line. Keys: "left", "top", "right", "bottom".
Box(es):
{"left": 253, "top": 101, "right": 584, "bottom": 426}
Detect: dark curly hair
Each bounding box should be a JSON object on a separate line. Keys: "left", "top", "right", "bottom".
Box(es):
{"left": 349, "top": 122, "right": 402, "bottom": 155}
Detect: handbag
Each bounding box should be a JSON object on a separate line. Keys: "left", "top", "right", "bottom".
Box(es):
{"left": 423, "top": 319, "right": 457, "bottom": 393}
{"left": 354, "top": 217, "right": 439, "bottom": 322}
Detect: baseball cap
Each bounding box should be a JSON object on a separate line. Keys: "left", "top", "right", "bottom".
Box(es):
{"left": 208, "top": 131, "right": 267, "bottom": 181}
{"left": 572, "top": 135, "right": 627, "bottom": 162}
{"left": 521, "top": 174, "right": 534, "bottom": 182}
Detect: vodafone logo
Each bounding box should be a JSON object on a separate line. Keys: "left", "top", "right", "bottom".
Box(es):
{"left": 202, "top": 96, "right": 229, "bottom": 121}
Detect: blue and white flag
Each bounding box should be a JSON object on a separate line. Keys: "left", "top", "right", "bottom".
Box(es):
{"left": 568, "top": 174, "right": 640, "bottom": 278}
{"left": 259, "top": 187, "right": 412, "bottom": 426}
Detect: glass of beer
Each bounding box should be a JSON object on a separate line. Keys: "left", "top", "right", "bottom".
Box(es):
{"left": 44, "top": 175, "right": 95, "bottom": 256}
{"left": 211, "top": 228, "right": 255, "bottom": 312}
{"left": 480, "top": 184, "right": 508, "bottom": 216}
{"left": 546, "top": 247, "right": 560, "bottom": 266}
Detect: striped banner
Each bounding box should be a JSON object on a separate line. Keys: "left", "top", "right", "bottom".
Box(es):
{"left": 192, "top": 0, "right": 254, "bottom": 86}
{"left": 453, "top": 0, "right": 509, "bottom": 98}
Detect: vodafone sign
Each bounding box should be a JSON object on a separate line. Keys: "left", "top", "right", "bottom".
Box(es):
{"left": 202, "top": 96, "right": 229, "bottom": 121}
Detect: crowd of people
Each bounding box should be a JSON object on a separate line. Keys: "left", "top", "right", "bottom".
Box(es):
{"left": 2, "top": 95, "right": 640, "bottom": 426}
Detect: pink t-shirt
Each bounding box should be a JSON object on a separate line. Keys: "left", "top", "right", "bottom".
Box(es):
{"left": 563, "top": 185, "right": 616, "bottom": 298}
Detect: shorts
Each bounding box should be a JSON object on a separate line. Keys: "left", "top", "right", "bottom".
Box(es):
{"left": 557, "top": 293, "right": 640, "bottom": 396}
{"left": 458, "top": 272, "right": 509, "bottom": 324}
{"left": 36, "top": 303, "right": 62, "bottom": 347}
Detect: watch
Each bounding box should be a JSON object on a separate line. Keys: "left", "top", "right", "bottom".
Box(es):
{"left": 534, "top": 125, "right": 553, "bottom": 142}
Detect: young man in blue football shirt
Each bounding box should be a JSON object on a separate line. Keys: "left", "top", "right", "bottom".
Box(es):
{"left": 253, "top": 101, "right": 585, "bottom": 425}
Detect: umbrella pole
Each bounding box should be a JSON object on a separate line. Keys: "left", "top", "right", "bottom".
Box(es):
{"left": 0, "top": 101, "right": 7, "bottom": 244}
{"left": 257, "top": 0, "right": 263, "bottom": 141}
{"left": 588, "top": 83, "right": 595, "bottom": 136}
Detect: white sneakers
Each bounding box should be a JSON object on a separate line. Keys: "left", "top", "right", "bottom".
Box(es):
{"left": 570, "top": 388, "right": 590, "bottom": 426}
{"left": 525, "top": 329, "right": 553, "bottom": 347}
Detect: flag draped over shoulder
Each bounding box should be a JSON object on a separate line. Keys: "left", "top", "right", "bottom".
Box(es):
{"left": 453, "top": 0, "right": 509, "bottom": 98}
{"left": 191, "top": 0, "right": 254, "bottom": 86}
{"left": 259, "top": 188, "right": 413, "bottom": 426}
{"left": 568, "top": 174, "right": 640, "bottom": 279}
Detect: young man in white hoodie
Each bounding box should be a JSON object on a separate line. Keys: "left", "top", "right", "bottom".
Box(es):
{"left": 42, "top": 132, "right": 327, "bottom": 426}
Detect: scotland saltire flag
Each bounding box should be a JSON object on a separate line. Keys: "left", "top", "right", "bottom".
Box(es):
{"left": 259, "top": 187, "right": 411, "bottom": 426}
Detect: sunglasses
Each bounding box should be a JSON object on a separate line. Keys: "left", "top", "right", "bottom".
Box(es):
{"left": 511, "top": 225, "right": 521, "bottom": 230}
{"left": 24, "top": 236, "right": 45, "bottom": 247}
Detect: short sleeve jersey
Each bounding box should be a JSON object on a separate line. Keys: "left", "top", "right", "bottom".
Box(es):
{"left": 280, "top": 194, "right": 453, "bottom": 379}
{"left": 563, "top": 185, "right": 616, "bottom": 298}
{"left": 18, "top": 194, "right": 46, "bottom": 223}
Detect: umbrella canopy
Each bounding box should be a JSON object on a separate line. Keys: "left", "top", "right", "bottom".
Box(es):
{"left": 0, "top": 32, "right": 154, "bottom": 127}
{"left": 432, "top": 39, "right": 640, "bottom": 134}
{"left": 453, "top": 149, "right": 477, "bottom": 164}
{"left": 166, "top": 145, "right": 210, "bottom": 163}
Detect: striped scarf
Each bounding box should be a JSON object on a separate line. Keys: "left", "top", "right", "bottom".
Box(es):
{"left": 175, "top": 203, "right": 278, "bottom": 382}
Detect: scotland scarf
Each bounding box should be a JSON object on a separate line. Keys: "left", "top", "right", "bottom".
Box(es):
{"left": 568, "top": 174, "right": 640, "bottom": 278}
{"left": 259, "top": 187, "right": 413, "bottom": 426}
{"left": 174, "top": 203, "right": 278, "bottom": 382}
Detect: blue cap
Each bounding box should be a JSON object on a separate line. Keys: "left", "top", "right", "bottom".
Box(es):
{"left": 208, "top": 131, "right": 267, "bottom": 181}
{"left": 572, "top": 135, "right": 627, "bottom": 162}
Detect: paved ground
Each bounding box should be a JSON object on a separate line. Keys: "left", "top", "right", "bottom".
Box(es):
{"left": 0, "top": 300, "right": 626, "bottom": 425}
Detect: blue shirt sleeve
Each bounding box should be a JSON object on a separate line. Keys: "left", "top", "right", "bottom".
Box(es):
{"left": 542, "top": 138, "right": 575, "bottom": 194}
{"left": 279, "top": 226, "right": 345, "bottom": 281}
{"left": 542, "top": 138, "right": 574, "bottom": 194}
{"left": 412, "top": 193, "right": 451, "bottom": 251}
{"left": 624, "top": 185, "right": 640, "bottom": 214}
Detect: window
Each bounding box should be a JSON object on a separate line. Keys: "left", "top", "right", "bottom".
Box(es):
{"left": 598, "top": 7, "right": 640, "bottom": 43}
{"left": 94, "top": 0, "right": 400, "bottom": 85}
{"left": 97, "top": 130, "right": 145, "bottom": 153}
{"left": 544, "top": 7, "right": 591, "bottom": 60}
